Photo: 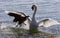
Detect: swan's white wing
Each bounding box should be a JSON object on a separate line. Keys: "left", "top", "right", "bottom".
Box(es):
{"left": 38, "top": 18, "right": 60, "bottom": 27}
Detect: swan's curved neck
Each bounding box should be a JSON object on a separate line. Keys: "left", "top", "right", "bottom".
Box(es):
{"left": 30, "top": 5, "right": 38, "bottom": 29}
{"left": 32, "top": 9, "right": 36, "bottom": 20}
{"left": 31, "top": 5, "right": 37, "bottom": 24}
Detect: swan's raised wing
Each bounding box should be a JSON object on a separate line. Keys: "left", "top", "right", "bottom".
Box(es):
{"left": 38, "top": 18, "right": 60, "bottom": 27}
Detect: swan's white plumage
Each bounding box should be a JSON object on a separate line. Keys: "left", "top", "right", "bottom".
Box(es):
{"left": 31, "top": 5, "right": 60, "bottom": 28}
{"left": 38, "top": 18, "right": 60, "bottom": 27}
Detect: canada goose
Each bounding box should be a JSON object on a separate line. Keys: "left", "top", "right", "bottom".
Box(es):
{"left": 5, "top": 11, "right": 29, "bottom": 27}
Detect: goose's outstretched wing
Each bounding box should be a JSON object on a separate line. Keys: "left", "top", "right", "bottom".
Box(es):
{"left": 38, "top": 18, "right": 60, "bottom": 27}
{"left": 5, "top": 10, "right": 31, "bottom": 28}
{"left": 5, "top": 10, "right": 26, "bottom": 17}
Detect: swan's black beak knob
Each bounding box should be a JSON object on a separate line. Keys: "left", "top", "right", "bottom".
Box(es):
{"left": 31, "top": 5, "right": 37, "bottom": 11}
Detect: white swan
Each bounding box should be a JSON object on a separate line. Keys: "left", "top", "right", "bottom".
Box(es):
{"left": 30, "top": 5, "right": 60, "bottom": 28}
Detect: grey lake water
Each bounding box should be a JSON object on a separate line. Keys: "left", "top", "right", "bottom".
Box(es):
{"left": 0, "top": 0, "right": 60, "bottom": 38}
